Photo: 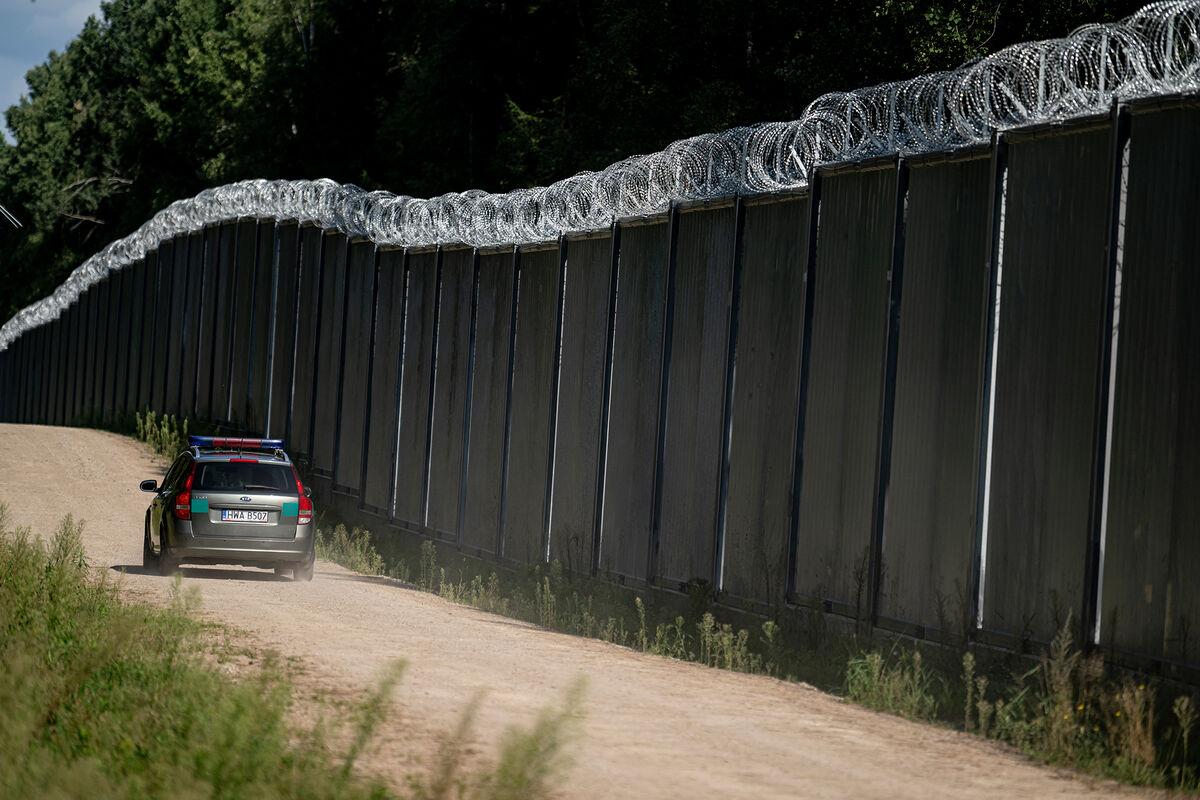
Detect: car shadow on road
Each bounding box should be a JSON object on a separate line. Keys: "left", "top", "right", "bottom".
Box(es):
{"left": 110, "top": 564, "right": 292, "bottom": 582}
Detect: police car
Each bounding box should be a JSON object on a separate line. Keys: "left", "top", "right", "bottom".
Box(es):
{"left": 140, "top": 436, "right": 315, "bottom": 581}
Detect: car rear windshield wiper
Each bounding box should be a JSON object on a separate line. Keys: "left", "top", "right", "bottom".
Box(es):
{"left": 242, "top": 484, "right": 280, "bottom": 492}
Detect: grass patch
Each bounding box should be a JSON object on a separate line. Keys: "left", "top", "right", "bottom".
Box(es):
{"left": 0, "top": 502, "right": 579, "bottom": 799}
{"left": 314, "top": 517, "right": 1200, "bottom": 791}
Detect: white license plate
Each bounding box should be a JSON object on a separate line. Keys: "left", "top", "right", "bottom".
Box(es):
{"left": 221, "top": 509, "right": 270, "bottom": 523}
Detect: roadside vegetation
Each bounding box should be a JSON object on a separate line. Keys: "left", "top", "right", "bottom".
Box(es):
{"left": 0, "top": 503, "right": 580, "bottom": 799}
{"left": 316, "top": 519, "right": 1200, "bottom": 791}
{"left": 134, "top": 410, "right": 189, "bottom": 458}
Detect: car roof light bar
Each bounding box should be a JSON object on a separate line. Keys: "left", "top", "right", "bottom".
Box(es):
{"left": 187, "top": 436, "right": 286, "bottom": 455}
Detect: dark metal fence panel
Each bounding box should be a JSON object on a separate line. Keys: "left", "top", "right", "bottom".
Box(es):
{"left": 879, "top": 155, "right": 992, "bottom": 631}
{"left": 426, "top": 247, "right": 475, "bottom": 540}
{"left": 392, "top": 249, "right": 438, "bottom": 528}
{"left": 656, "top": 205, "right": 735, "bottom": 587}
{"left": 27, "top": 329, "right": 39, "bottom": 422}
{"left": 102, "top": 270, "right": 123, "bottom": 420}
{"left": 362, "top": 249, "right": 407, "bottom": 515}
{"left": 87, "top": 282, "right": 105, "bottom": 418}
{"left": 76, "top": 287, "right": 94, "bottom": 421}
{"left": 208, "top": 223, "right": 238, "bottom": 422}
{"left": 150, "top": 240, "right": 176, "bottom": 413}
{"left": 44, "top": 323, "right": 57, "bottom": 423}
{"left": 983, "top": 124, "right": 1111, "bottom": 644}
{"left": 0, "top": 349, "right": 8, "bottom": 421}
{"left": 41, "top": 319, "right": 52, "bottom": 423}
{"left": 502, "top": 246, "right": 560, "bottom": 563}
{"left": 59, "top": 302, "right": 78, "bottom": 423}
{"left": 601, "top": 221, "right": 669, "bottom": 581}
{"left": 461, "top": 251, "right": 515, "bottom": 556}
{"left": 32, "top": 325, "right": 47, "bottom": 423}
{"left": 309, "top": 232, "right": 349, "bottom": 475}
{"left": 244, "top": 220, "right": 277, "bottom": 432}
{"left": 226, "top": 221, "right": 258, "bottom": 427}
{"left": 45, "top": 317, "right": 60, "bottom": 425}
{"left": 54, "top": 315, "right": 68, "bottom": 423}
{"left": 332, "top": 240, "right": 376, "bottom": 494}
{"left": 12, "top": 335, "right": 25, "bottom": 422}
{"left": 41, "top": 323, "right": 53, "bottom": 422}
{"left": 19, "top": 329, "right": 33, "bottom": 422}
{"left": 124, "top": 260, "right": 147, "bottom": 415}
{"left": 792, "top": 165, "right": 897, "bottom": 612}
{"left": 715, "top": 196, "right": 811, "bottom": 604}
{"left": 90, "top": 277, "right": 111, "bottom": 419}
{"left": 193, "top": 227, "right": 219, "bottom": 420}
{"left": 290, "top": 225, "right": 323, "bottom": 458}
{"left": 137, "top": 251, "right": 158, "bottom": 414}
{"left": 111, "top": 268, "right": 133, "bottom": 418}
{"left": 165, "top": 235, "right": 190, "bottom": 415}
{"left": 549, "top": 235, "right": 612, "bottom": 569}
{"left": 178, "top": 231, "right": 204, "bottom": 419}
{"left": 1102, "top": 102, "right": 1200, "bottom": 667}
{"left": 267, "top": 222, "right": 301, "bottom": 439}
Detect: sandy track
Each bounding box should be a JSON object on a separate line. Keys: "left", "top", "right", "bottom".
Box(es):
{"left": 0, "top": 423, "right": 1153, "bottom": 798}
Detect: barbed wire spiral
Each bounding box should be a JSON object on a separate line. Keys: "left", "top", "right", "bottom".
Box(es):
{"left": 3, "top": 0, "right": 1199, "bottom": 350}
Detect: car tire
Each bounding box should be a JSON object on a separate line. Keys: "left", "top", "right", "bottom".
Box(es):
{"left": 292, "top": 548, "right": 315, "bottom": 582}
{"left": 158, "top": 526, "right": 178, "bottom": 577}
{"left": 142, "top": 516, "right": 159, "bottom": 571}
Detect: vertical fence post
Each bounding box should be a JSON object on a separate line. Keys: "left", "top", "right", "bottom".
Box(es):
{"left": 541, "top": 236, "right": 569, "bottom": 563}
{"left": 176, "top": 237, "right": 194, "bottom": 416}
{"left": 868, "top": 156, "right": 910, "bottom": 627}
{"left": 420, "top": 247, "right": 444, "bottom": 528}
{"left": 265, "top": 222, "right": 282, "bottom": 438}
{"left": 203, "top": 226, "right": 222, "bottom": 420}
{"left": 331, "top": 236, "right": 353, "bottom": 486}
{"left": 972, "top": 132, "right": 1010, "bottom": 632}
{"left": 284, "top": 225, "right": 303, "bottom": 445}
{"left": 787, "top": 172, "right": 823, "bottom": 601}
{"left": 714, "top": 195, "right": 747, "bottom": 595}
{"left": 305, "top": 230, "right": 327, "bottom": 458}
{"left": 387, "top": 250, "right": 411, "bottom": 521}
{"left": 497, "top": 246, "right": 521, "bottom": 559}
{"left": 1084, "top": 99, "right": 1131, "bottom": 648}
{"left": 591, "top": 222, "right": 622, "bottom": 576}
{"left": 647, "top": 202, "right": 681, "bottom": 584}
{"left": 359, "top": 246, "right": 382, "bottom": 509}
{"left": 456, "top": 250, "right": 481, "bottom": 548}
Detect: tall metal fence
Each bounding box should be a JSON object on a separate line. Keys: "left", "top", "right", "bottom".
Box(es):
{"left": 2, "top": 94, "right": 1199, "bottom": 680}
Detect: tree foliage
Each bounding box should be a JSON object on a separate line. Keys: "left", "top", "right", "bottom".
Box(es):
{"left": 0, "top": 0, "right": 1142, "bottom": 321}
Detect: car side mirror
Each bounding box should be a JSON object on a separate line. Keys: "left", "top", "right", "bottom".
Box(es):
{"left": 140, "top": 479, "right": 158, "bottom": 492}
{"left": 304, "top": 485, "right": 312, "bottom": 499}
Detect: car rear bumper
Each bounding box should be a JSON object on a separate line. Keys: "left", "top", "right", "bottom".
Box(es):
{"left": 168, "top": 523, "right": 314, "bottom": 566}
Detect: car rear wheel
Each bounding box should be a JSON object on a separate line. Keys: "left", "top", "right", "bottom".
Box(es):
{"left": 158, "top": 526, "right": 178, "bottom": 577}
{"left": 142, "top": 516, "right": 158, "bottom": 571}
{"left": 292, "top": 548, "right": 314, "bottom": 582}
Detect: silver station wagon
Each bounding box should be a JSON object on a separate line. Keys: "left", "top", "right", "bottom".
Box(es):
{"left": 140, "top": 436, "right": 315, "bottom": 580}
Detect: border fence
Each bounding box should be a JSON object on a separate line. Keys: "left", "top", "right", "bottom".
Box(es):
{"left": 2, "top": 94, "right": 1198, "bottom": 680}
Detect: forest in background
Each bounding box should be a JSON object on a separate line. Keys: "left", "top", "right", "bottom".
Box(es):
{"left": 0, "top": 0, "right": 1143, "bottom": 322}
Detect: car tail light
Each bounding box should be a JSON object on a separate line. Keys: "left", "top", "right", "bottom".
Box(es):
{"left": 292, "top": 467, "right": 312, "bottom": 525}
{"left": 174, "top": 466, "right": 196, "bottom": 520}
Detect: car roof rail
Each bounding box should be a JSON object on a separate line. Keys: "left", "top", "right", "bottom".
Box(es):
{"left": 187, "top": 435, "right": 287, "bottom": 459}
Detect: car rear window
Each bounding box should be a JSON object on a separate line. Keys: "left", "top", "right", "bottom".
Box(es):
{"left": 194, "top": 462, "right": 294, "bottom": 493}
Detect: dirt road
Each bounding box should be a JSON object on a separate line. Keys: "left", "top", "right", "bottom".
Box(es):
{"left": 0, "top": 423, "right": 1150, "bottom": 798}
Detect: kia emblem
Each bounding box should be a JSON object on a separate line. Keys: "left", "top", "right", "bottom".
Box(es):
{"left": 240, "top": 496, "right": 252, "bottom": 502}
